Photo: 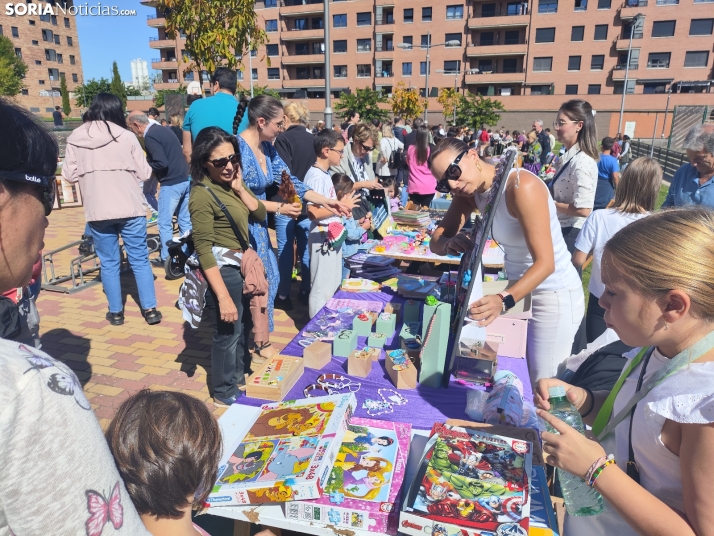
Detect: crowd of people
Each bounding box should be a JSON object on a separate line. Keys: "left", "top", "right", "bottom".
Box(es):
{"left": 1, "top": 64, "right": 714, "bottom": 535}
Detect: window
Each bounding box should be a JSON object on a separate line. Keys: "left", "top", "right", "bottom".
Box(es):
{"left": 482, "top": 3, "right": 496, "bottom": 16}
{"left": 568, "top": 55, "right": 581, "bottom": 70}
{"left": 444, "top": 60, "right": 461, "bottom": 72}
{"left": 684, "top": 51, "right": 709, "bottom": 67}
{"left": 72, "top": 73, "right": 78, "bottom": 83}
{"left": 312, "top": 42, "right": 324, "bottom": 54}
{"left": 40, "top": 12, "right": 50, "bottom": 22}
{"left": 265, "top": 19, "right": 277, "bottom": 32}
{"left": 594, "top": 24, "right": 608, "bottom": 40}
{"left": 535, "top": 27, "right": 555, "bottom": 42}
{"left": 402, "top": 62, "right": 412, "bottom": 75}
{"left": 590, "top": 54, "right": 604, "bottom": 70}
{"left": 295, "top": 18, "right": 307, "bottom": 30}
{"left": 642, "top": 82, "right": 667, "bottom": 93}
{"left": 565, "top": 84, "right": 578, "bottom": 94}
{"left": 38, "top": 81, "right": 45, "bottom": 85}
{"left": 29, "top": 20, "right": 36, "bottom": 26}
{"left": 32, "top": 40, "right": 38, "bottom": 45}
{"left": 402, "top": 36, "right": 413, "bottom": 48}
{"left": 597, "top": 0, "right": 611, "bottom": 7}
{"left": 531, "top": 85, "right": 551, "bottom": 95}
{"left": 21, "top": 89, "right": 28, "bottom": 95}
{"left": 404, "top": 8, "right": 413, "bottom": 23}
{"left": 313, "top": 66, "right": 324, "bottom": 79}
{"left": 57, "top": 53, "right": 63, "bottom": 64}
{"left": 252, "top": 68, "right": 258, "bottom": 80}
{"left": 655, "top": 0, "right": 678, "bottom": 3}
{"left": 311, "top": 17, "right": 323, "bottom": 29}
{"left": 422, "top": 7, "right": 432, "bottom": 21}
{"left": 66, "top": 36, "right": 72, "bottom": 46}
{"left": 267, "top": 68, "right": 280, "bottom": 80}
{"left": 356, "top": 12, "right": 371, "bottom": 26}
{"left": 690, "top": 19, "right": 713, "bottom": 35}
{"left": 297, "top": 67, "right": 310, "bottom": 79}
{"left": 12, "top": 26, "right": 19, "bottom": 37}
{"left": 64, "top": 17, "right": 70, "bottom": 28}
{"left": 333, "top": 14, "right": 346, "bottom": 27}
{"left": 51, "top": 15, "right": 57, "bottom": 25}
{"left": 357, "top": 39, "right": 371, "bottom": 52}
{"left": 296, "top": 42, "right": 310, "bottom": 55}
{"left": 251, "top": 49, "right": 258, "bottom": 57}
{"left": 652, "top": 21, "right": 675, "bottom": 37}
{"left": 45, "top": 49, "right": 56, "bottom": 61}
{"left": 266, "top": 44, "right": 278, "bottom": 56}
{"left": 0, "top": 25, "right": 3, "bottom": 35}
{"left": 421, "top": 34, "right": 431, "bottom": 49}
{"left": 53, "top": 34, "right": 60, "bottom": 45}
{"left": 478, "top": 59, "right": 493, "bottom": 72}
{"left": 446, "top": 5, "right": 464, "bottom": 19}
{"left": 588, "top": 84, "right": 601, "bottom": 94}
{"left": 571, "top": 26, "right": 584, "bottom": 40}
{"left": 504, "top": 30, "right": 520, "bottom": 44}
{"left": 533, "top": 57, "right": 553, "bottom": 71}
{"left": 538, "top": 0, "right": 558, "bottom": 13}
{"left": 623, "top": 20, "right": 644, "bottom": 39}
{"left": 14, "top": 48, "right": 21, "bottom": 58}
{"left": 333, "top": 40, "right": 347, "bottom": 53}
{"left": 357, "top": 64, "right": 371, "bottom": 77}
{"left": 574, "top": 0, "right": 587, "bottom": 10}
{"left": 614, "top": 80, "right": 636, "bottom": 94}
{"left": 47, "top": 68, "right": 60, "bottom": 81}
{"left": 69, "top": 55, "right": 75, "bottom": 65}
{"left": 480, "top": 31, "right": 495, "bottom": 46}
{"left": 420, "top": 61, "right": 430, "bottom": 75}
{"left": 334, "top": 65, "right": 347, "bottom": 78}
{"left": 445, "top": 33, "right": 462, "bottom": 46}
{"left": 35, "top": 60, "right": 42, "bottom": 65}
{"left": 647, "top": 52, "right": 670, "bottom": 68}
{"left": 502, "top": 58, "right": 518, "bottom": 72}
{"left": 237, "top": 70, "right": 244, "bottom": 80}
{"left": 264, "top": 0, "right": 277, "bottom": 7}
{"left": 507, "top": 2, "right": 522, "bottom": 15}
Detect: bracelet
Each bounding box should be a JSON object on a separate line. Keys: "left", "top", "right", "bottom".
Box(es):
{"left": 585, "top": 455, "right": 608, "bottom": 483}
{"left": 277, "top": 202, "right": 283, "bottom": 215}
{"left": 587, "top": 455, "right": 615, "bottom": 487}
{"left": 580, "top": 387, "right": 595, "bottom": 418}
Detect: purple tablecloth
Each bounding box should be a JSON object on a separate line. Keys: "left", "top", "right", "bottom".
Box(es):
{"left": 238, "top": 290, "right": 532, "bottom": 431}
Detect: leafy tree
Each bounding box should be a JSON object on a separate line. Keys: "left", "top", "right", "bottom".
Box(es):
{"left": 437, "top": 88, "right": 460, "bottom": 126}
{"left": 236, "top": 84, "right": 280, "bottom": 99}
{"left": 109, "top": 61, "right": 127, "bottom": 109}
{"left": 74, "top": 78, "right": 112, "bottom": 108}
{"left": 154, "top": 86, "right": 185, "bottom": 108}
{"left": 390, "top": 82, "right": 427, "bottom": 121}
{"left": 335, "top": 87, "right": 389, "bottom": 124}
{"left": 125, "top": 85, "right": 143, "bottom": 97}
{"left": 0, "top": 35, "right": 28, "bottom": 96}
{"left": 158, "top": 0, "right": 267, "bottom": 84}
{"left": 59, "top": 74, "right": 71, "bottom": 116}
{"left": 454, "top": 93, "right": 505, "bottom": 130}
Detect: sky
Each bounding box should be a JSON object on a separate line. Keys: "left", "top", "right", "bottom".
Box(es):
{"left": 74, "top": 0, "right": 157, "bottom": 82}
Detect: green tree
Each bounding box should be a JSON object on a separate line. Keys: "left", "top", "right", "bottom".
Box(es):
{"left": 59, "top": 74, "right": 71, "bottom": 116}
{"left": 158, "top": 0, "right": 267, "bottom": 84}
{"left": 125, "top": 85, "right": 142, "bottom": 97}
{"left": 154, "top": 86, "right": 185, "bottom": 108}
{"left": 335, "top": 87, "right": 389, "bottom": 124}
{"left": 109, "top": 61, "right": 127, "bottom": 109}
{"left": 74, "top": 78, "right": 112, "bottom": 108}
{"left": 0, "top": 35, "right": 28, "bottom": 96}
{"left": 390, "top": 82, "right": 427, "bottom": 120}
{"left": 236, "top": 84, "right": 280, "bottom": 99}
{"left": 437, "top": 88, "right": 460, "bottom": 126}
{"left": 454, "top": 93, "right": 505, "bottom": 130}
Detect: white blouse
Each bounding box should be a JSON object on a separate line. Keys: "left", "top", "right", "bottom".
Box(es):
{"left": 552, "top": 143, "right": 598, "bottom": 229}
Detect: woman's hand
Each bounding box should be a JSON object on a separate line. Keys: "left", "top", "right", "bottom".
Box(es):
{"left": 218, "top": 296, "right": 238, "bottom": 324}
{"left": 539, "top": 409, "right": 606, "bottom": 479}
{"left": 534, "top": 378, "right": 588, "bottom": 412}
{"left": 444, "top": 232, "right": 474, "bottom": 256}
{"left": 359, "top": 180, "right": 383, "bottom": 191}
{"left": 231, "top": 176, "right": 245, "bottom": 196}
{"left": 322, "top": 198, "right": 352, "bottom": 216}
{"left": 467, "top": 294, "right": 503, "bottom": 326}
{"left": 341, "top": 191, "right": 362, "bottom": 212}
{"left": 279, "top": 202, "right": 302, "bottom": 218}
{"left": 360, "top": 212, "right": 373, "bottom": 230}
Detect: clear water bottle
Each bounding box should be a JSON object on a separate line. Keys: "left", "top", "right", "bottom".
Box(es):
{"left": 546, "top": 386, "right": 604, "bottom": 516}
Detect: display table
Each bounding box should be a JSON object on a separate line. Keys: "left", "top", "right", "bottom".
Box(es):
{"left": 368, "top": 249, "right": 463, "bottom": 267}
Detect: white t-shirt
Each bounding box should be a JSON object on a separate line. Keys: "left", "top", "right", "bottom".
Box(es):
{"left": 566, "top": 347, "right": 714, "bottom": 536}
{"left": 0, "top": 338, "right": 150, "bottom": 535}
{"left": 574, "top": 209, "right": 650, "bottom": 298}
{"left": 552, "top": 143, "right": 599, "bottom": 229}
{"left": 304, "top": 165, "right": 339, "bottom": 227}
{"left": 378, "top": 136, "right": 404, "bottom": 177}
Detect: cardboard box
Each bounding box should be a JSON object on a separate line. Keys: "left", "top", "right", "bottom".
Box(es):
{"left": 303, "top": 341, "right": 332, "bottom": 370}
{"left": 483, "top": 280, "right": 532, "bottom": 359}
{"left": 246, "top": 355, "right": 304, "bottom": 402}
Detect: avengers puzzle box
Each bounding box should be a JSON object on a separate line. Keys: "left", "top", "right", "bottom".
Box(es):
{"left": 399, "top": 423, "right": 532, "bottom": 536}
{"left": 285, "top": 418, "right": 412, "bottom": 534}
{"left": 207, "top": 393, "right": 356, "bottom": 507}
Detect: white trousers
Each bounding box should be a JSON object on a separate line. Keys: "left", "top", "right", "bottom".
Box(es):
{"left": 525, "top": 282, "right": 585, "bottom": 386}
{"left": 308, "top": 229, "right": 343, "bottom": 318}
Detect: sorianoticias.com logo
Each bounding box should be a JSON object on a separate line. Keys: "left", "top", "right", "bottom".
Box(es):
{"left": 5, "top": 3, "right": 137, "bottom": 16}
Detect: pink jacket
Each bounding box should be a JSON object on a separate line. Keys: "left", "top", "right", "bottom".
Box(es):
{"left": 406, "top": 145, "right": 436, "bottom": 195}
{"left": 62, "top": 121, "right": 151, "bottom": 222}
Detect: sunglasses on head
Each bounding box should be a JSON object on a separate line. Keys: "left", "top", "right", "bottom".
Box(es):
{"left": 435, "top": 150, "right": 468, "bottom": 194}
{"left": 208, "top": 153, "right": 241, "bottom": 169}
{"left": 0, "top": 171, "right": 56, "bottom": 216}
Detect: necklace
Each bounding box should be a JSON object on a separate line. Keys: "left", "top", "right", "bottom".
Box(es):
{"left": 364, "top": 388, "right": 409, "bottom": 416}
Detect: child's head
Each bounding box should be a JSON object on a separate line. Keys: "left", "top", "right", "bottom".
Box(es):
{"left": 612, "top": 157, "right": 662, "bottom": 214}
{"left": 314, "top": 128, "right": 345, "bottom": 167}
{"left": 332, "top": 173, "right": 354, "bottom": 201}
{"left": 106, "top": 390, "right": 222, "bottom": 518}
{"left": 378, "top": 176, "right": 397, "bottom": 198}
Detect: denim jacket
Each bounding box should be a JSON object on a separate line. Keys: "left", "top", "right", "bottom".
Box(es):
{"left": 342, "top": 216, "right": 366, "bottom": 258}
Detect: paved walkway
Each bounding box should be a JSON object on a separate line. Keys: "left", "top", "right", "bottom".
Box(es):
{"left": 38, "top": 206, "right": 310, "bottom": 428}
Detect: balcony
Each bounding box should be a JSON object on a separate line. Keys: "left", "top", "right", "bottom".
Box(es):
{"left": 466, "top": 43, "right": 527, "bottom": 57}
{"left": 280, "top": 28, "right": 325, "bottom": 41}
{"left": 149, "top": 37, "right": 176, "bottom": 49}
{"left": 151, "top": 58, "right": 178, "bottom": 70}
{"left": 465, "top": 70, "right": 525, "bottom": 84}
{"left": 468, "top": 14, "right": 529, "bottom": 30}
{"left": 376, "top": 0, "right": 395, "bottom": 5}
{"left": 614, "top": 35, "right": 643, "bottom": 50}
{"left": 620, "top": 0, "right": 647, "bottom": 17}
{"left": 153, "top": 81, "right": 181, "bottom": 91}
{"left": 283, "top": 78, "right": 325, "bottom": 88}
{"left": 280, "top": 0, "right": 325, "bottom": 16}
{"left": 376, "top": 70, "right": 394, "bottom": 78}
{"left": 146, "top": 14, "right": 166, "bottom": 27}
{"left": 612, "top": 63, "right": 638, "bottom": 79}
{"left": 281, "top": 53, "right": 325, "bottom": 64}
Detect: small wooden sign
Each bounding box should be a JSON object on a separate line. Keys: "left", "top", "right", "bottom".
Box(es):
{"left": 246, "top": 355, "right": 304, "bottom": 402}
{"left": 386, "top": 356, "right": 417, "bottom": 390}
{"left": 303, "top": 341, "right": 332, "bottom": 370}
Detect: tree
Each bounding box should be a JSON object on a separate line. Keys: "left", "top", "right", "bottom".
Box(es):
{"left": 59, "top": 74, "right": 71, "bottom": 116}
{"left": 74, "top": 78, "right": 111, "bottom": 108}
{"left": 390, "top": 82, "right": 427, "bottom": 121}
{"left": 154, "top": 86, "right": 185, "bottom": 108}
{"left": 437, "top": 88, "right": 460, "bottom": 126}
{"left": 0, "top": 35, "right": 28, "bottom": 96}
{"left": 158, "top": 0, "right": 267, "bottom": 84}
{"left": 109, "top": 61, "right": 127, "bottom": 109}
{"left": 236, "top": 84, "right": 280, "bottom": 99}
{"left": 334, "top": 87, "right": 389, "bottom": 124}
{"left": 125, "top": 85, "right": 143, "bottom": 97}
{"left": 454, "top": 93, "right": 505, "bottom": 130}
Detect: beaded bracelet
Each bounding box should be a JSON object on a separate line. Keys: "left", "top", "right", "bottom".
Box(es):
{"left": 585, "top": 455, "right": 608, "bottom": 483}
{"left": 588, "top": 457, "right": 616, "bottom": 487}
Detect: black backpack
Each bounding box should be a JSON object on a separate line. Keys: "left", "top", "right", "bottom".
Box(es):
{"left": 570, "top": 339, "right": 634, "bottom": 392}
{"left": 387, "top": 139, "right": 403, "bottom": 169}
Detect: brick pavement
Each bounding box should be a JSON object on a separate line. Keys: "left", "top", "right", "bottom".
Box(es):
{"left": 38, "top": 206, "right": 310, "bottom": 428}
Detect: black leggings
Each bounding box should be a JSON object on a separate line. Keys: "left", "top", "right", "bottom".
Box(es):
{"left": 408, "top": 193, "right": 435, "bottom": 208}
{"left": 586, "top": 292, "right": 608, "bottom": 343}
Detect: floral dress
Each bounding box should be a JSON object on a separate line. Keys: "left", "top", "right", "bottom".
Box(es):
{"left": 238, "top": 136, "right": 311, "bottom": 331}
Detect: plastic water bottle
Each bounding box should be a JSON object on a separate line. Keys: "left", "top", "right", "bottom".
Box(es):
{"left": 546, "top": 386, "right": 604, "bottom": 516}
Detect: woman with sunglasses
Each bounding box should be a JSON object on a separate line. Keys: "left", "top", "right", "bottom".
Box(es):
{"left": 232, "top": 95, "right": 350, "bottom": 361}
{"left": 330, "top": 123, "right": 383, "bottom": 192}
{"left": 429, "top": 138, "right": 583, "bottom": 384}
{"left": 62, "top": 93, "right": 161, "bottom": 326}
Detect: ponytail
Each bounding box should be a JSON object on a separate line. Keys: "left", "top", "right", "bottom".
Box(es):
{"left": 233, "top": 95, "right": 250, "bottom": 135}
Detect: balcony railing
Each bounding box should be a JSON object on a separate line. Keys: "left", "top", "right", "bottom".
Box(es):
{"left": 280, "top": 0, "right": 323, "bottom": 5}
{"left": 655, "top": 0, "right": 677, "bottom": 4}
{"left": 474, "top": 38, "right": 526, "bottom": 46}
{"left": 149, "top": 37, "right": 159, "bottom": 41}
{"left": 621, "top": 0, "right": 647, "bottom": 5}
{"left": 167, "top": 78, "right": 178, "bottom": 83}
{"left": 477, "top": 8, "right": 528, "bottom": 17}
{"left": 376, "top": 71, "right": 394, "bottom": 77}
{"left": 376, "top": 44, "right": 394, "bottom": 51}
{"left": 614, "top": 63, "right": 638, "bottom": 70}
{"left": 647, "top": 61, "right": 670, "bottom": 68}
{"left": 376, "top": 16, "right": 395, "bottom": 24}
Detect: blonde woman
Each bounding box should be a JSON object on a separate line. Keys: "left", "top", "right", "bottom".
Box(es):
{"left": 377, "top": 123, "right": 404, "bottom": 179}
{"left": 330, "top": 122, "right": 382, "bottom": 191}
{"left": 169, "top": 114, "right": 183, "bottom": 146}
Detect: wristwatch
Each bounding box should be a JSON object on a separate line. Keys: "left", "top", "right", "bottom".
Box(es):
{"left": 497, "top": 292, "right": 516, "bottom": 313}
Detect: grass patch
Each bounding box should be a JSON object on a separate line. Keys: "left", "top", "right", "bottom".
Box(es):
{"left": 656, "top": 183, "right": 669, "bottom": 209}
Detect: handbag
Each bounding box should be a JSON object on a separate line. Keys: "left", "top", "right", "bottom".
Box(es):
{"left": 387, "top": 139, "right": 403, "bottom": 170}
{"left": 0, "top": 294, "right": 21, "bottom": 339}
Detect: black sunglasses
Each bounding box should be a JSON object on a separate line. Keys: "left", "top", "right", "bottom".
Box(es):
{"left": 435, "top": 150, "right": 468, "bottom": 194}
{"left": 208, "top": 153, "right": 241, "bottom": 169}
{"left": 0, "top": 171, "right": 56, "bottom": 216}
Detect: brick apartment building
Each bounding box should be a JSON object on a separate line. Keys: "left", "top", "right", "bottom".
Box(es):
{"left": 1, "top": 1, "right": 83, "bottom": 117}
{"left": 144, "top": 0, "right": 713, "bottom": 136}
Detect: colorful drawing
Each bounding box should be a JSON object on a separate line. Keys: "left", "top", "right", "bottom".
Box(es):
{"left": 217, "top": 440, "right": 276, "bottom": 484}
{"left": 258, "top": 436, "right": 319, "bottom": 481}
{"left": 245, "top": 401, "right": 336, "bottom": 439}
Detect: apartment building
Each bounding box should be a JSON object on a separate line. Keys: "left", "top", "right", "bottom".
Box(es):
{"left": 0, "top": 1, "right": 83, "bottom": 116}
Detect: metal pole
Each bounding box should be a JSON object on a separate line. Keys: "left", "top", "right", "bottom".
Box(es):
{"left": 661, "top": 87, "right": 671, "bottom": 138}
{"left": 453, "top": 73, "right": 457, "bottom": 125}
{"left": 650, "top": 113, "right": 658, "bottom": 157}
{"left": 248, "top": 36, "right": 254, "bottom": 98}
{"left": 323, "top": 0, "right": 332, "bottom": 128}
{"left": 617, "top": 15, "right": 639, "bottom": 136}
{"left": 424, "top": 31, "right": 430, "bottom": 123}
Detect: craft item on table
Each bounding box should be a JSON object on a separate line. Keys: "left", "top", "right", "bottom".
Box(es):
{"left": 483, "top": 371, "right": 525, "bottom": 427}
{"left": 348, "top": 348, "right": 374, "bottom": 378}
{"left": 245, "top": 355, "right": 304, "bottom": 402}
{"left": 333, "top": 329, "right": 358, "bottom": 358}
{"left": 362, "top": 255, "right": 397, "bottom": 267}
{"left": 386, "top": 349, "right": 417, "bottom": 390}
{"left": 399, "top": 421, "right": 533, "bottom": 536}
{"left": 418, "top": 300, "right": 452, "bottom": 389}
{"left": 482, "top": 237, "right": 505, "bottom": 267}
{"left": 391, "top": 210, "right": 432, "bottom": 227}
{"left": 209, "top": 393, "right": 356, "bottom": 506}
{"left": 303, "top": 374, "right": 361, "bottom": 398}
{"left": 384, "top": 302, "right": 402, "bottom": 323}
{"left": 278, "top": 169, "right": 301, "bottom": 209}
{"left": 352, "top": 313, "right": 373, "bottom": 337}
{"left": 362, "top": 388, "right": 408, "bottom": 416}
{"left": 367, "top": 332, "right": 387, "bottom": 348}
{"left": 340, "top": 278, "right": 381, "bottom": 293}
{"left": 357, "top": 239, "right": 380, "bottom": 252}
{"left": 396, "top": 275, "right": 441, "bottom": 300}
{"left": 380, "top": 277, "right": 399, "bottom": 292}
{"left": 352, "top": 266, "right": 401, "bottom": 282}
{"left": 302, "top": 341, "right": 333, "bottom": 370}
{"left": 325, "top": 298, "right": 383, "bottom": 312}
{"left": 453, "top": 340, "right": 499, "bottom": 385}
{"left": 400, "top": 323, "right": 422, "bottom": 366}
{"left": 287, "top": 418, "right": 412, "bottom": 535}
{"left": 376, "top": 312, "right": 396, "bottom": 335}
{"left": 321, "top": 222, "right": 348, "bottom": 252}
{"left": 403, "top": 299, "right": 421, "bottom": 323}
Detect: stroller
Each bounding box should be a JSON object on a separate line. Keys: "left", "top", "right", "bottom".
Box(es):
{"left": 164, "top": 231, "right": 194, "bottom": 280}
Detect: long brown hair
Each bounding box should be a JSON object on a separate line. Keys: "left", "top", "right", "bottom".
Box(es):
{"left": 612, "top": 157, "right": 662, "bottom": 214}
{"left": 415, "top": 126, "right": 430, "bottom": 165}
{"left": 559, "top": 99, "right": 599, "bottom": 161}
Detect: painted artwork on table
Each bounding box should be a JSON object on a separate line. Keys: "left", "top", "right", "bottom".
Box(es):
{"left": 244, "top": 400, "right": 336, "bottom": 439}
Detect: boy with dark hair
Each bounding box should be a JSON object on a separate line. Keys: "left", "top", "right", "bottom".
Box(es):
{"left": 595, "top": 136, "right": 621, "bottom": 209}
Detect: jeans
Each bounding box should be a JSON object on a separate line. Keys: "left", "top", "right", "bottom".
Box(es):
{"left": 400, "top": 171, "right": 410, "bottom": 208}
{"left": 143, "top": 175, "right": 158, "bottom": 212}
{"left": 89, "top": 216, "right": 157, "bottom": 313}
{"left": 275, "top": 214, "right": 310, "bottom": 298}
{"left": 204, "top": 265, "right": 247, "bottom": 400}
{"left": 157, "top": 180, "right": 192, "bottom": 261}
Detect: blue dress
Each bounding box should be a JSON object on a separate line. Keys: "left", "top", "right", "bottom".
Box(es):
{"left": 238, "top": 136, "right": 311, "bottom": 331}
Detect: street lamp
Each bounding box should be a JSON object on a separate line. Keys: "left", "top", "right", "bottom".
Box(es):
{"left": 617, "top": 13, "right": 644, "bottom": 136}
{"left": 436, "top": 69, "right": 463, "bottom": 125}
{"left": 398, "top": 33, "right": 461, "bottom": 123}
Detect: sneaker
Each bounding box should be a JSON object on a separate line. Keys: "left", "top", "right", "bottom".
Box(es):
{"left": 150, "top": 258, "right": 165, "bottom": 268}
{"left": 274, "top": 295, "right": 293, "bottom": 311}
{"left": 147, "top": 213, "right": 158, "bottom": 224}
{"left": 141, "top": 308, "right": 162, "bottom": 325}
{"left": 213, "top": 394, "right": 239, "bottom": 407}
{"left": 298, "top": 290, "right": 309, "bottom": 305}
{"left": 106, "top": 311, "right": 124, "bottom": 326}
